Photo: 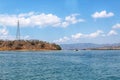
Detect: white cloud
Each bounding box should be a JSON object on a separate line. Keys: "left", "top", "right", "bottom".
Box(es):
{"left": 53, "top": 37, "right": 69, "bottom": 43}
{"left": 62, "top": 14, "right": 85, "bottom": 27}
{"left": 61, "top": 22, "right": 69, "bottom": 27}
{"left": 18, "top": 12, "right": 34, "bottom": 17}
{"left": 0, "top": 26, "right": 31, "bottom": 40}
{"left": 54, "top": 30, "right": 104, "bottom": 43}
{"left": 0, "top": 12, "right": 84, "bottom": 28}
{"left": 71, "top": 33, "right": 83, "bottom": 39}
{"left": 72, "top": 30, "right": 103, "bottom": 39}
{"left": 107, "top": 30, "right": 118, "bottom": 36}
{"left": 0, "top": 27, "right": 8, "bottom": 36}
{"left": 0, "top": 15, "right": 18, "bottom": 26}
{"left": 0, "top": 27, "right": 9, "bottom": 39}
{"left": 92, "top": 10, "right": 114, "bottom": 19}
{"left": 87, "top": 30, "right": 103, "bottom": 38}
{"left": 112, "top": 23, "right": 120, "bottom": 29}
{"left": 22, "top": 35, "right": 30, "bottom": 40}
{"left": 29, "top": 13, "right": 61, "bottom": 27}
{"left": 65, "top": 14, "right": 84, "bottom": 24}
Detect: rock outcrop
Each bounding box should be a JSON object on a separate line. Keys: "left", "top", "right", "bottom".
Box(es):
{"left": 0, "top": 40, "right": 61, "bottom": 51}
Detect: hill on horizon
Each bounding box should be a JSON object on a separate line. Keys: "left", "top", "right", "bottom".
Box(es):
{"left": 60, "top": 43, "right": 120, "bottom": 50}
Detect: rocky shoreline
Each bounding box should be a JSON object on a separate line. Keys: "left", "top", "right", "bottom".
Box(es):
{"left": 0, "top": 40, "right": 61, "bottom": 51}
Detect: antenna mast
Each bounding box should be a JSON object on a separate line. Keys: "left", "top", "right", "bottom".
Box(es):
{"left": 16, "top": 20, "right": 20, "bottom": 40}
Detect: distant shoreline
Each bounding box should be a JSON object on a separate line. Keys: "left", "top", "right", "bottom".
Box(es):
{"left": 84, "top": 47, "right": 120, "bottom": 50}
{"left": 60, "top": 43, "right": 120, "bottom": 50}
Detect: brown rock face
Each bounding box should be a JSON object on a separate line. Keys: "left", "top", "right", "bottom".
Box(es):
{"left": 0, "top": 40, "right": 61, "bottom": 51}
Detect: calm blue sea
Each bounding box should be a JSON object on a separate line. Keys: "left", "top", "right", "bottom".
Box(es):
{"left": 0, "top": 50, "right": 120, "bottom": 80}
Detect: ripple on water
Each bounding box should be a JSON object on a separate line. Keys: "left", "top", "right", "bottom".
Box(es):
{"left": 0, "top": 50, "right": 120, "bottom": 80}
{"left": 97, "top": 75, "right": 120, "bottom": 80}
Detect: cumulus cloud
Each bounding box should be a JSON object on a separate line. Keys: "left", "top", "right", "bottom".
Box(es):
{"left": 0, "top": 27, "right": 9, "bottom": 39}
{"left": 0, "top": 12, "right": 84, "bottom": 28}
{"left": 53, "top": 37, "right": 69, "bottom": 43}
{"left": 0, "top": 27, "right": 8, "bottom": 36}
{"left": 112, "top": 23, "right": 120, "bottom": 29}
{"left": 107, "top": 30, "right": 118, "bottom": 36}
{"left": 72, "top": 30, "right": 103, "bottom": 39}
{"left": 87, "top": 30, "right": 103, "bottom": 38}
{"left": 54, "top": 30, "right": 104, "bottom": 43}
{"left": 61, "top": 14, "right": 85, "bottom": 27}
{"left": 0, "top": 15, "right": 17, "bottom": 27}
{"left": 71, "top": 33, "right": 83, "bottom": 39}
{"left": 92, "top": 10, "right": 114, "bottom": 19}
{"left": 0, "top": 26, "right": 31, "bottom": 40}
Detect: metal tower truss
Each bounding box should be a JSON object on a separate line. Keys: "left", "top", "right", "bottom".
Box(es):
{"left": 16, "top": 20, "right": 20, "bottom": 40}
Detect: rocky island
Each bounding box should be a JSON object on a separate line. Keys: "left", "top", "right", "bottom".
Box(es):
{"left": 0, "top": 40, "right": 61, "bottom": 51}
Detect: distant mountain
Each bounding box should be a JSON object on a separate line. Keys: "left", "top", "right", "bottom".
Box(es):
{"left": 60, "top": 43, "right": 120, "bottom": 50}
{"left": 60, "top": 43, "right": 102, "bottom": 50}
{"left": 87, "top": 43, "right": 120, "bottom": 50}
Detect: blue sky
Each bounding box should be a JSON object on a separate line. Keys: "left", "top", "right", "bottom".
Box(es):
{"left": 0, "top": 0, "right": 120, "bottom": 44}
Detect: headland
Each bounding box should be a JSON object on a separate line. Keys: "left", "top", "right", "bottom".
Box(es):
{"left": 0, "top": 40, "right": 61, "bottom": 51}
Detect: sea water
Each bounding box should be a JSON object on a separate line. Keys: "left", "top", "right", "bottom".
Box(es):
{"left": 0, "top": 50, "right": 120, "bottom": 80}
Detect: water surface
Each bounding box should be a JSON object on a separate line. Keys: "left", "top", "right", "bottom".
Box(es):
{"left": 0, "top": 50, "right": 120, "bottom": 80}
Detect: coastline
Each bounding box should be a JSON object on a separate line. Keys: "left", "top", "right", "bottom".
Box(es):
{"left": 0, "top": 40, "right": 61, "bottom": 51}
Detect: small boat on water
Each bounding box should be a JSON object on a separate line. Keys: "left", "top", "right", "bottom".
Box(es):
{"left": 74, "top": 49, "right": 78, "bottom": 51}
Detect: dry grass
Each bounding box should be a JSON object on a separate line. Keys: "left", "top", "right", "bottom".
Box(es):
{"left": 0, "top": 40, "right": 61, "bottom": 51}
